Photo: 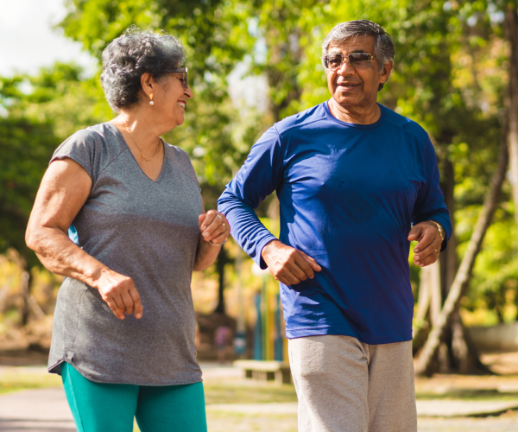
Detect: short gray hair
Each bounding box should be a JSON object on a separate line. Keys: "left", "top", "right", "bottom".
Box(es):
{"left": 101, "top": 27, "right": 186, "bottom": 112}
{"left": 322, "top": 20, "right": 394, "bottom": 90}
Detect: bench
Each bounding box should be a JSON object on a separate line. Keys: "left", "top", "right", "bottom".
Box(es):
{"left": 233, "top": 360, "right": 292, "bottom": 385}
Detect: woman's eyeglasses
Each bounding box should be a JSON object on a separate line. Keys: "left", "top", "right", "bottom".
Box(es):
{"left": 321, "top": 53, "right": 375, "bottom": 70}
{"left": 170, "top": 67, "right": 189, "bottom": 89}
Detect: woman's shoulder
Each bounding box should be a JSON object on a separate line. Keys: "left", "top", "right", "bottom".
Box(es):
{"left": 52, "top": 123, "right": 126, "bottom": 182}
{"left": 163, "top": 142, "right": 199, "bottom": 188}
{"left": 56, "top": 123, "right": 120, "bottom": 150}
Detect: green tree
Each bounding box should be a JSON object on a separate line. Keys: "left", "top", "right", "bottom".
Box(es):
{"left": 0, "top": 62, "right": 104, "bottom": 322}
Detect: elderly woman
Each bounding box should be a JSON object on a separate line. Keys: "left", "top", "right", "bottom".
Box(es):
{"left": 25, "top": 28, "right": 228, "bottom": 432}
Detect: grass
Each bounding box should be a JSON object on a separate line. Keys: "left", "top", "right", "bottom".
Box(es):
{"left": 0, "top": 371, "right": 62, "bottom": 394}
{"left": 134, "top": 412, "right": 298, "bottom": 432}
{"left": 416, "top": 388, "right": 518, "bottom": 401}
{"left": 204, "top": 380, "right": 297, "bottom": 405}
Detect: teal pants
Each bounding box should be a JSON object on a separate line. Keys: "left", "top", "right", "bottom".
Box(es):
{"left": 61, "top": 362, "right": 207, "bottom": 432}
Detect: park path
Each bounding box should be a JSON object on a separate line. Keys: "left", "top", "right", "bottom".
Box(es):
{"left": 1, "top": 364, "right": 518, "bottom": 431}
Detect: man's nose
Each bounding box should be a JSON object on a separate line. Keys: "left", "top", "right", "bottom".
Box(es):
{"left": 337, "top": 57, "right": 356, "bottom": 76}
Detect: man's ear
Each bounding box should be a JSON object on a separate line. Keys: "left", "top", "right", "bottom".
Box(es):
{"left": 378, "top": 61, "right": 393, "bottom": 92}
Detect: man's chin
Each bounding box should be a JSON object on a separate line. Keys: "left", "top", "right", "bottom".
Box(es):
{"left": 333, "top": 95, "right": 359, "bottom": 108}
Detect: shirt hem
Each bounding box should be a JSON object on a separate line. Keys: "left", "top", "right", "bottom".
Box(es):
{"left": 286, "top": 326, "right": 412, "bottom": 345}
{"left": 49, "top": 359, "right": 203, "bottom": 387}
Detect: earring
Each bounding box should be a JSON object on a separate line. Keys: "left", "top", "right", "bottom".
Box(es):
{"left": 149, "top": 94, "right": 154, "bottom": 106}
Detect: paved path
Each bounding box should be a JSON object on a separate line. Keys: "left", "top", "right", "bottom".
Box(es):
{"left": 0, "top": 388, "right": 75, "bottom": 432}
{"left": 2, "top": 387, "right": 518, "bottom": 431}
{"left": 2, "top": 364, "right": 518, "bottom": 431}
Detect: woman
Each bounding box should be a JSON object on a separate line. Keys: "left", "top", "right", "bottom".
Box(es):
{"left": 25, "top": 28, "right": 229, "bottom": 432}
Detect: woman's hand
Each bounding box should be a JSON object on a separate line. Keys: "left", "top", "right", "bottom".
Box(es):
{"left": 194, "top": 210, "right": 230, "bottom": 271}
{"left": 199, "top": 210, "right": 230, "bottom": 246}
{"left": 96, "top": 270, "right": 143, "bottom": 320}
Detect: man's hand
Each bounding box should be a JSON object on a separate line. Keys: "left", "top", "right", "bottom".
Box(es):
{"left": 408, "top": 221, "right": 443, "bottom": 267}
{"left": 261, "top": 240, "right": 322, "bottom": 286}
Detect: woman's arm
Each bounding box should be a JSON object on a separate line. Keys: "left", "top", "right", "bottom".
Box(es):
{"left": 193, "top": 206, "right": 230, "bottom": 271}
{"left": 26, "top": 159, "right": 142, "bottom": 320}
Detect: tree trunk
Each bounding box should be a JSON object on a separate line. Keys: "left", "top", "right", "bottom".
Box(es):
{"left": 21, "top": 270, "right": 30, "bottom": 326}
{"left": 436, "top": 157, "right": 485, "bottom": 375}
{"left": 214, "top": 243, "right": 227, "bottom": 314}
{"left": 440, "top": 158, "right": 458, "bottom": 295}
{"left": 505, "top": 6, "right": 518, "bottom": 228}
{"left": 415, "top": 126, "right": 509, "bottom": 376}
{"left": 413, "top": 261, "right": 441, "bottom": 355}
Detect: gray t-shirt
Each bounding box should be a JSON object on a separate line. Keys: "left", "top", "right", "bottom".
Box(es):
{"left": 48, "top": 122, "right": 203, "bottom": 386}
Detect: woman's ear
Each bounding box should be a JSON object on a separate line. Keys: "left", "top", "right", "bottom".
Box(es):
{"left": 140, "top": 73, "right": 154, "bottom": 98}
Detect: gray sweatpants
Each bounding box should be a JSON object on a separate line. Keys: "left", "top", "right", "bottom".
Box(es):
{"left": 288, "top": 335, "right": 417, "bottom": 432}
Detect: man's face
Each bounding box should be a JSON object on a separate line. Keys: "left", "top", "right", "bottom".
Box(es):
{"left": 325, "top": 36, "right": 391, "bottom": 112}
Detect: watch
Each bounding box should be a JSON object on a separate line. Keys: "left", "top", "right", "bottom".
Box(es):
{"left": 429, "top": 220, "right": 445, "bottom": 242}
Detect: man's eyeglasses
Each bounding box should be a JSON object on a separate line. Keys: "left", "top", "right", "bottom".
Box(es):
{"left": 170, "top": 67, "right": 189, "bottom": 89}
{"left": 321, "top": 53, "right": 375, "bottom": 70}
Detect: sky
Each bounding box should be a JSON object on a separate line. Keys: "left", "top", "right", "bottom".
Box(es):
{"left": 0, "top": 0, "right": 96, "bottom": 77}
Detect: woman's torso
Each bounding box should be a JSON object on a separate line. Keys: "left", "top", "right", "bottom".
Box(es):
{"left": 48, "top": 122, "right": 203, "bottom": 385}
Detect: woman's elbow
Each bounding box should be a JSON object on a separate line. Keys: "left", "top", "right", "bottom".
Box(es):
{"left": 193, "top": 256, "right": 217, "bottom": 272}
{"left": 25, "top": 227, "right": 37, "bottom": 251}
{"left": 25, "top": 224, "right": 45, "bottom": 253}
{"left": 193, "top": 262, "right": 209, "bottom": 272}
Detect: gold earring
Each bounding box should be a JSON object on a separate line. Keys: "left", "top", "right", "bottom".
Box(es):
{"left": 149, "top": 94, "right": 154, "bottom": 106}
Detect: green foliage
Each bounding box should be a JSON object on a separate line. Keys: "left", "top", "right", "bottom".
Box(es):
{"left": 0, "top": 0, "right": 517, "bottom": 323}
{"left": 0, "top": 63, "right": 108, "bottom": 269}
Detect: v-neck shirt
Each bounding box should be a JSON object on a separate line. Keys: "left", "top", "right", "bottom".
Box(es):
{"left": 48, "top": 122, "right": 203, "bottom": 385}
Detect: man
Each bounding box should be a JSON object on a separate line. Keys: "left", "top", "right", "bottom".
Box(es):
{"left": 218, "top": 20, "right": 450, "bottom": 432}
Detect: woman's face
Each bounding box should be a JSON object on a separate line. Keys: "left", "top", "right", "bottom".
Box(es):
{"left": 153, "top": 72, "right": 193, "bottom": 128}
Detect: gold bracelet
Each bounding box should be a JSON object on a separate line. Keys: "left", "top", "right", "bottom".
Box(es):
{"left": 428, "top": 221, "right": 445, "bottom": 242}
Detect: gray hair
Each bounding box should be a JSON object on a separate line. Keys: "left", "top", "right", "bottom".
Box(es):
{"left": 322, "top": 20, "right": 395, "bottom": 90}
{"left": 101, "top": 27, "right": 186, "bottom": 112}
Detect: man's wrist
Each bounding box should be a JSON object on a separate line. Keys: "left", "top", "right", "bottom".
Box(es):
{"left": 261, "top": 239, "right": 281, "bottom": 260}
{"left": 428, "top": 220, "right": 445, "bottom": 242}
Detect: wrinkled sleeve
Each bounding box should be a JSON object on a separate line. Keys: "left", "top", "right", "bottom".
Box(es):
{"left": 411, "top": 137, "right": 452, "bottom": 251}
{"left": 218, "top": 126, "right": 285, "bottom": 268}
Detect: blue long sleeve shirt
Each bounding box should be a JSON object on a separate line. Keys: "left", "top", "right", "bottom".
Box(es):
{"left": 218, "top": 102, "right": 451, "bottom": 344}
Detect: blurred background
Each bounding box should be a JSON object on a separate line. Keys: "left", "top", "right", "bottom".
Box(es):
{"left": 2, "top": 0, "right": 518, "bottom": 431}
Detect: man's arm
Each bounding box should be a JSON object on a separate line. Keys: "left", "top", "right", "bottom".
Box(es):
{"left": 217, "top": 127, "right": 321, "bottom": 285}
{"left": 409, "top": 138, "right": 452, "bottom": 267}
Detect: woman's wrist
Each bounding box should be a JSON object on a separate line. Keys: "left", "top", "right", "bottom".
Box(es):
{"left": 208, "top": 238, "right": 227, "bottom": 247}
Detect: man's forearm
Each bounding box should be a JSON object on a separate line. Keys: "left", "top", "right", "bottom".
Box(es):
{"left": 218, "top": 197, "right": 276, "bottom": 267}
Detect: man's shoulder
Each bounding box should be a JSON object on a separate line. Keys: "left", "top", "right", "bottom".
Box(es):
{"left": 274, "top": 103, "right": 328, "bottom": 135}
{"left": 381, "top": 105, "right": 429, "bottom": 143}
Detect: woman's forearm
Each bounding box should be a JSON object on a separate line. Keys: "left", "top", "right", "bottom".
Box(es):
{"left": 193, "top": 209, "right": 230, "bottom": 271}
{"left": 27, "top": 226, "right": 110, "bottom": 289}
{"left": 193, "top": 237, "right": 222, "bottom": 271}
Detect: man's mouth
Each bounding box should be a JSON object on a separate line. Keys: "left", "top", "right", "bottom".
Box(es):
{"left": 338, "top": 82, "right": 360, "bottom": 90}
{"left": 178, "top": 101, "right": 186, "bottom": 109}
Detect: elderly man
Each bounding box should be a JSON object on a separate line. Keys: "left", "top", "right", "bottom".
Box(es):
{"left": 218, "top": 20, "right": 450, "bottom": 432}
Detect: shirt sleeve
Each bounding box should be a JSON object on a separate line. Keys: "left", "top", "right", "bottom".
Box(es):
{"left": 411, "top": 137, "right": 452, "bottom": 251}
{"left": 218, "top": 126, "right": 285, "bottom": 268}
{"left": 50, "top": 129, "right": 103, "bottom": 184}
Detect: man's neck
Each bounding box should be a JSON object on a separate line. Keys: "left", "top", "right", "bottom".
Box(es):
{"left": 328, "top": 98, "right": 381, "bottom": 125}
